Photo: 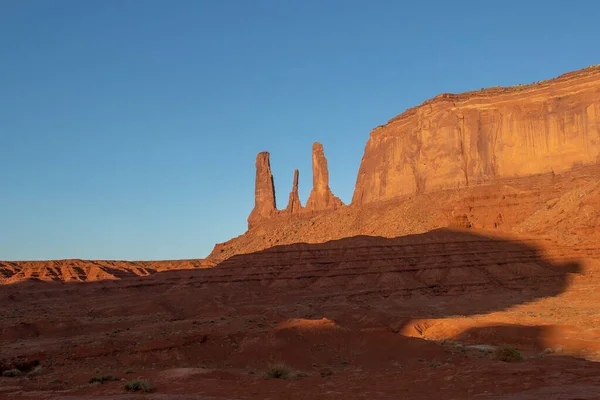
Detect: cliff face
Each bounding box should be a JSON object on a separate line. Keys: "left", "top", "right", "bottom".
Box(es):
{"left": 353, "top": 66, "right": 600, "bottom": 205}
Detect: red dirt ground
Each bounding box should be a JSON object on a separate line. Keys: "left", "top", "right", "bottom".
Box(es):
{"left": 3, "top": 226, "right": 600, "bottom": 399}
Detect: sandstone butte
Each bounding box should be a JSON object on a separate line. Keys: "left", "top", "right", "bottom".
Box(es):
{"left": 248, "top": 64, "right": 600, "bottom": 217}
{"left": 209, "top": 65, "right": 600, "bottom": 261}
{"left": 354, "top": 66, "right": 600, "bottom": 204}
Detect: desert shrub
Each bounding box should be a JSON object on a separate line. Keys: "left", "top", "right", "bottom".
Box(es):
{"left": 124, "top": 378, "right": 155, "bottom": 392}
{"left": 88, "top": 375, "right": 119, "bottom": 384}
{"left": 2, "top": 369, "right": 22, "bottom": 377}
{"left": 266, "top": 364, "right": 292, "bottom": 379}
{"left": 319, "top": 368, "right": 333, "bottom": 378}
{"left": 495, "top": 345, "right": 523, "bottom": 362}
{"left": 27, "top": 365, "right": 42, "bottom": 376}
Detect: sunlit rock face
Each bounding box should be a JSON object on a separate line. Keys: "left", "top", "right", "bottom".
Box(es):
{"left": 247, "top": 152, "right": 277, "bottom": 229}
{"left": 353, "top": 67, "right": 600, "bottom": 204}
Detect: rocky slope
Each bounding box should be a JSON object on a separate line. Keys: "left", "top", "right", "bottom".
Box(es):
{"left": 209, "top": 163, "right": 600, "bottom": 263}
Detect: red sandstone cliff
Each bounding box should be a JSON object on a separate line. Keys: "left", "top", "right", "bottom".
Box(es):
{"left": 207, "top": 65, "right": 600, "bottom": 262}
{"left": 352, "top": 66, "right": 600, "bottom": 204}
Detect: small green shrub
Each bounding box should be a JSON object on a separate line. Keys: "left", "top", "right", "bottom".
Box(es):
{"left": 124, "top": 378, "right": 155, "bottom": 392}
{"left": 88, "top": 375, "right": 119, "bottom": 384}
{"left": 495, "top": 345, "right": 523, "bottom": 362}
{"left": 2, "top": 369, "right": 22, "bottom": 377}
{"left": 88, "top": 376, "right": 103, "bottom": 384}
{"left": 266, "top": 364, "right": 292, "bottom": 379}
{"left": 319, "top": 368, "right": 333, "bottom": 378}
{"left": 27, "top": 365, "right": 42, "bottom": 376}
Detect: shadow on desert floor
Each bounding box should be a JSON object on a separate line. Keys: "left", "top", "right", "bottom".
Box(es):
{"left": 3, "top": 229, "right": 600, "bottom": 399}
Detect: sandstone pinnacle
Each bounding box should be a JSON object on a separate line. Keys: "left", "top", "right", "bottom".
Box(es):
{"left": 285, "top": 169, "right": 302, "bottom": 214}
{"left": 305, "top": 142, "right": 343, "bottom": 212}
{"left": 247, "top": 152, "right": 277, "bottom": 229}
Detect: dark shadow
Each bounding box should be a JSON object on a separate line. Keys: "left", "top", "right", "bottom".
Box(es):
{"left": 1, "top": 228, "right": 581, "bottom": 321}
{"left": 211, "top": 228, "right": 581, "bottom": 322}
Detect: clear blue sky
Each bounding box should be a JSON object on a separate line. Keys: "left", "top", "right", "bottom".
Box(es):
{"left": 1, "top": 0, "right": 598, "bottom": 260}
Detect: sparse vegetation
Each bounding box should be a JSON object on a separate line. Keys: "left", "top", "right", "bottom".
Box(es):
{"left": 124, "top": 378, "right": 155, "bottom": 392}
{"left": 89, "top": 375, "right": 119, "bottom": 384}
{"left": 2, "top": 369, "right": 22, "bottom": 377}
{"left": 27, "top": 365, "right": 42, "bottom": 376}
{"left": 495, "top": 345, "right": 523, "bottom": 362}
{"left": 124, "top": 367, "right": 134, "bottom": 375}
{"left": 266, "top": 363, "right": 292, "bottom": 379}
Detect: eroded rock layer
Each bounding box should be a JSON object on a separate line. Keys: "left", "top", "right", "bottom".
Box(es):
{"left": 0, "top": 259, "right": 214, "bottom": 284}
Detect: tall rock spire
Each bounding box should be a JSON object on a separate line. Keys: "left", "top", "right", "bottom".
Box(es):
{"left": 285, "top": 169, "right": 302, "bottom": 214}
{"left": 305, "top": 142, "right": 343, "bottom": 212}
{"left": 248, "top": 152, "right": 277, "bottom": 229}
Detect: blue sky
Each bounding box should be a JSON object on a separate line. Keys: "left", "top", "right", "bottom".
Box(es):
{"left": 1, "top": 0, "right": 599, "bottom": 260}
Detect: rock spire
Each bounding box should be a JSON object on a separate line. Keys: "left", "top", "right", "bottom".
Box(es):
{"left": 305, "top": 142, "right": 343, "bottom": 212}
{"left": 247, "top": 152, "right": 276, "bottom": 229}
{"left": 285, "top": 169, "right": 302, "bottom": 214}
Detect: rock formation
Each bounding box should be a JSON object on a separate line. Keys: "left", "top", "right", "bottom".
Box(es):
{"left": 305, "top": 142, "right": 344, "bottom": 212}
{"left": 247, "top": 152, "right": 277, "bottom": 229}
{"left": 245, "top": 66, "right": 600, "bottom": 231}
{"left": 285, "top": 169, "right": 302, "bottom": 214}
{"left": 353, "top": 66, "right": 600, "bottom": 205}
{"left": 247, "top": 143, "right": 343, "bottom": 228}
